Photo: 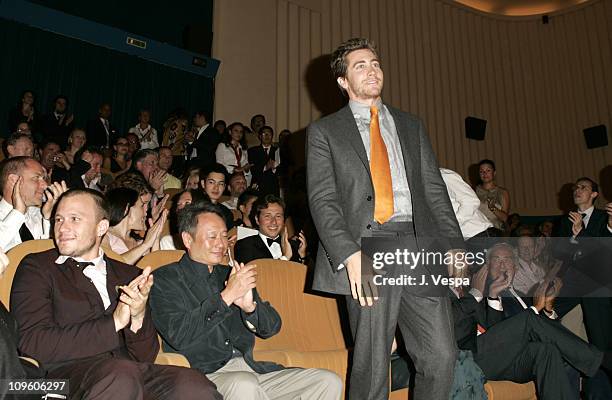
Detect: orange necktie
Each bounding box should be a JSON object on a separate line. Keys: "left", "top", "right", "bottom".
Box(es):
{"left": 369, "top": 106, "right": 394, "bottom": 224}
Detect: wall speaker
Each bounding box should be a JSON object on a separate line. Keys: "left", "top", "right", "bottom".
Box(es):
{"left": 465, "top": 116, "right": 487, "bottom": 141}
{"left": 583, "top": 125, "right": 608, "bottom": 149}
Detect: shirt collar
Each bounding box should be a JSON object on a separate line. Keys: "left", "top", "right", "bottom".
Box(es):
{"left": 259, "top": 232, "right": 279, "bottom": 246}
{"left": 349, "top": 98, "right": 384, "bottom": 121}
{"left": 0, "top": 198, "right": 13, "bottom": 212}
{"left": 55, "top": 247, "right": 106, "bottom": 268}
{"left": 579, "top": 205, "right": 594, "bottom": 218}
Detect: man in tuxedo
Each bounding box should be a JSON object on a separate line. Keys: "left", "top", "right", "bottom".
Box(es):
{"left": 10, "top": 189, "right": 221, "bottom": 400}
{"left": 0, "top": 157, "right": 66, "bottom": 252}
{"left": 306, "top": 38, "right": 463, "bottom": 399}
{"left": 187, "top": 110, "right": 222, "bottom": 170}
{"left": 39, "top": 95, "right": 74, "bottom": 147}
{"left": 248, "top": 126, "right": 280, "bottom": 196}
{"left": 86, "top": 103, "right": 117, "bottom": 148}
{"left": 149, "top": 202, "right": 342, "bottom": 400}
{"left": 234, "top": 194, "right": 307, "bottom": 265}
{"left": 554, "top": 177, "right": 612, "bottom": 397}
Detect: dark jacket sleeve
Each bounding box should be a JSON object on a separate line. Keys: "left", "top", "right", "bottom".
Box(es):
{"left": 240, "top": 289, "right": 282, "bottom": 339}
{"left": 10, "top": 255, "right": 120, "bottom": 364}
{"left": 122, "top": 305, "right": 159, "bottom": 363}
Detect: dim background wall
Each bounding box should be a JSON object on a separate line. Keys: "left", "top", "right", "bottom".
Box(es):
{"left": 212, "top": 0, "right": 612, "bottom": 215}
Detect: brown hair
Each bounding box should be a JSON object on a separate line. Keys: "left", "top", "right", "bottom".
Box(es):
{"left": 330, "top": 38, "right": 379, "bottom": 94}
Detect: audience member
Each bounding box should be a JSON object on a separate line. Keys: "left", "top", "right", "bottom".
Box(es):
{"left": 7, "top": 90, "right": 36, "bottom": 135}
{"left": 235, "top": 189, "right": 259, "bottom": 239}
{"left": 186, "top": 110, "right": 222, "bottom": 170}
{"left": 158, "top": 146, "right": 182, "bottom": 189}
{"left": 248, "top": 125, "right": 280, "bottom": 196}
{"left": 3, "top": 134, "right": 34, "bottom": 158}
{"left": 126, "top": 132, "right": 141, "bottom": 159}
{"left": 200, "top": 163, "right": 234, "bottom": 229}
{"left": 161, "top": 110, "right": 189, "bottom": 174}
{"left": 0, "top": 157, "right": 66, "bottom": 251}
{"left": 63, "top": 128, "right": 87, "bottom": 165}
{"left": 38, "top": 140, "right": 69, "bottom": 178}
{"left": 183, "top": 166, "right": 201, "bottom": 189}
{"left": 132, "top": 149, "right": 167, "bottom": 197}
{"left": 15, "top": 122, "right": 32, "bottom": 136}
{"left": 160, "top": 189, "right": 208, "bottom": 250}
{"left": 504, "top": 213, "right": 521, "bottom": 236}
{"left": 86, "top": 102, "right": 116, "bottom": 148}
{"left": 222, "top": 172, "right": 248, "bottom": 210}
{"left": 149, "top": 202, "right": 342, "bottom": 400}
{"left": 514, "top": 236, "right": 546, "bottom": 295}
{"left": 213, "top": 119, "right": 227, "bottom": 135}
{"left": 476, "top": 159, "right": 510, "bottom": 230}
{"left": 129, "top": 109, "right": 159, "bottom": 149}
{"left": 105, "top": 136, "right": 132, "bottom": 175}
{"left": 245, "top": 113, "right": 265, "bottom": 148}
{"left": 215, "top": 122, "right": 252, "bottom": 185}
{"left": 103, "top": 187, "right": 168, "bottom": 264}
{"left": 234, "top": 194, "right": 306, "bottom": 264}
{"left": 10, "top": 188, "right": 221, "bottom": 400}
{"left": 39, "top": 95, "right": 74, "bottom": 146}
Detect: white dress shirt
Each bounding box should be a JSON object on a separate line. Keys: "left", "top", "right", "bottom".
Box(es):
{"left": 55, "top": 248, "right": 110, "bottom": 309}
{"left": 259, "top": 233, "right": 285, "bottom": 260}
{"left": 129, "top": 124, "right": 159, "bottom": 149}
{"left": 514, "top": 258, "right": 546, "bottom": 295}
{"left": 440, "top": 168, "right": 492, "bottom": 239}
{"left": 215, "top": 143, "right": 252, "bottom": 185}
{"left": 0, "top": 198, "right": 50, "bottom": 252}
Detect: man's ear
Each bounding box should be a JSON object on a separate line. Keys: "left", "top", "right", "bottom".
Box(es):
{"left": 97, "top": 219, "right": 110, "bottom": 237}
{"left": 337, "top": 77, "right": 348, "bottom": 90}
{"left": 181, "top": 232, "right": 193, "bottom": 251}
{"left": 7, "top": 173, "right": 19, "bottom": 187}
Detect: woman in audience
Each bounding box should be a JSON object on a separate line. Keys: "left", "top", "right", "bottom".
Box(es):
{"left": 63, "top": 128, "right": 87, "bottom": 165}
{"left": 104, "top": 136, "right": 131, "bottom": 175}
{"left": 8, "top": 90, "right": 37, "bottom": 134}
{"left": 183, "top": 166, "right": 201, "bottom": 189}
{"left": 475, "top": 159, "right": 510, "bottom": 231}
{"left": 160, "top": 189, "right": 208, "bottom": 250}
{"left": 236, "top": 189, "right": 259, "bottom": 240}
{"left": 102, "top": 187, "right": 168, "bottom": 265}
{"left": 215, "top": 122, "right": 252, "bottom": 185}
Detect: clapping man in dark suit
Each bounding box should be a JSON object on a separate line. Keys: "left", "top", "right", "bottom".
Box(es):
{"left": 248, "top": 126, "right": 280, "bottom": 196}
{"left": 149, "top": 202, "right": 341, "bottom": 400}
{"left": 39, "top": 95, "right": 74, "bottom": 147}
{"left": 10, "top": 189, "right": 221, "bottom": 400}
{"left": 553, "top": 177, "right": 612, "bottom": 397}
{"left": 187, "top": 110, "right": 222, "bottom": 170}
{"left": 234, "top": 194, "right": 307, "bottom": 265}
{"left": 307, "top": 38, "right": 464, "bottom": 399}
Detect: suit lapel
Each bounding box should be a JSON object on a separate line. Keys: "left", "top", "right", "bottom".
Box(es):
{"left": 336, "top": 105, "right": 371, "bottom": 175}
{"left": 255, "top": 235, "right": 274, "bottom": 259}
{"left": 105, "top": 258, "right": 121, "bottom": 312}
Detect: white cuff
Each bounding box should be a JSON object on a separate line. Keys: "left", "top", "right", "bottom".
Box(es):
{"left": 530, "top": 306, "right": 540, "bottom": 315}
{"left": 468, "top": 288, "right": 483, "bottom": 302}
{"left": 486, "top": 298, "right": 503, "bottom": 311}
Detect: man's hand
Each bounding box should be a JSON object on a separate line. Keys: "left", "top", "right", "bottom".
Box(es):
{"left": 295, "top": 231, "right": 307, "bottom": 259}
{"left": 149, "top": 169, "right": 167, "bottom": 194}
{"left": 488, "top": 271, "right": 512, "bottom": 298}
{"left": 534, "top": 278, "right": 562, "bottom": 312}
{"left": 265, "top": 159, "right": 276, "bottom": 171}
{"left": 65, "top": 114, "right": 74, "bottom": 125}
{"left": 221, "top": 264, "right": 257, "bottom": 308}
{"left": 113, "top": 301, "right": 131, "bottom": 332}
{"left": 346, "top": 251, "right": 378, "bottom": 307}
{"left": 12, "top": 177, "right": 26, "bottom": 214}
{"left": 280, "top": 226, "right": 293, "bottom": 260}
{"left": 41, "top": 181, "right": 68, "bottom": 220}
{"left": 568, "top": 211, "right": 584, "bottom": 237}
{"left": 117, "top": 267, "right": 154, "bottom": 332}
{"left": 231, "top": 263, "right": 256, "bottom": 313}
{"left": 151, "top": 194, "right": 169, "bottom": 222}
{"left": 606, "top": 202, "right": 612, "bottom": 230}
{"left": 471, "top": 265, "right": 488, "bottom": 295}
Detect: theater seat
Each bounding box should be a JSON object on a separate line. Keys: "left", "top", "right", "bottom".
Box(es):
{"left": 249, "top": 259, "right": 348, "bottom": 397}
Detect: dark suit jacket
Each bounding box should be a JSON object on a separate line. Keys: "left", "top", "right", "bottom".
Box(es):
{"left": 50, "top": 159, "right": 91, "bottom": 188}
{"left": 149, "top": 254, "right": 283, "bottom": 374}
{"left": 191, "top": 125, "right": 222, "bottom": 169}
{"left": 234, "top": 233, "right": 300, "bottom": 265}
{"left": 39, "top": 113, "right": 74, "bottom": 147}
{"left": 306, "top": 104, "right": 463, "bottom": 295}
{"left": 248, "top": 145, "right": 280, "bottom": 196}
{"left": 451, "top": 293, "right": 504, "bottom": 354}
{"left": 86, "top": 117, "right": 117, "bottom": 147}
{"left": 10, "top": 249, "right": 159, "bottom": 372}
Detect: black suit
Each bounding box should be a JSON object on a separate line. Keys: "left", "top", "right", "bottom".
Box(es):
{"left": 453, "top": 293, "right": 602, "bottom": 400}
{"left": 190, "top": 125, "right": 222, "bottom": 169}
{"left": 149, "top": 254, "right": 284, "bottom": 374}
{"left": 248, "top": 145, "right": 280, "bottom": 196}
{"left": 86, "top": 117, "right": 117, "bottom": 148}
{"left": 234, "top": 233, "right": 300, "bottom": 265}
{"left": 39, "top": 113, "right": 74, "bottom": 147}
{"left": 553, "top": 208, "right": 612, "bottom": 352}
{"left": 11, "top": 248, "right": 220, "bottom": 400}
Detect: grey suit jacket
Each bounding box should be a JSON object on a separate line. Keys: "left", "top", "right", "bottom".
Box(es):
{"left": 306, "top": 104, "right": 463, "bottom": 295}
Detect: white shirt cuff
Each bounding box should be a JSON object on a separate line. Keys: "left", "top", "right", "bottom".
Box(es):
{"left": 468, "top": 288, "right": 483, "bottom": 302}
{"left": 486, "top": 298, "right": 503, "bottom": 311}
{"left": 543, "top": 309, "right": 558, "bottom": 319}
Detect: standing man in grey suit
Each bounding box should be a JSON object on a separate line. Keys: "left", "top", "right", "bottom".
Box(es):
{"left": 307, "top": 38, "right": 464, "bottom": 399}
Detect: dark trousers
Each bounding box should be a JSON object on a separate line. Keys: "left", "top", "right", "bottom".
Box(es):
{"left": 47, "top": 355, "right": 222, "bottom": 400}
{"left": 475, "top": 310, "right": 602, "bottom": 400}
{"left": 345, "top": 221, "right": 457, "bottom": 400}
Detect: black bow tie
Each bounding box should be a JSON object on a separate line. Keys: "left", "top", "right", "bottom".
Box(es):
{"left": 71, "top": 259, "right": 94, "bottom": 269}
{"left": 266, "top": 237, "right": 281, "bottom": 247}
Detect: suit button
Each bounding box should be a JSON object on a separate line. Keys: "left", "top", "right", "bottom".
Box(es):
{"left": 366, "top": 224, "right": 372, "bottom": 230}
{"left": 224, "top": 339, "right": 230, "bottom": 346}
{"left": 366, "top": 195, "right": 372, "bottom": 201}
